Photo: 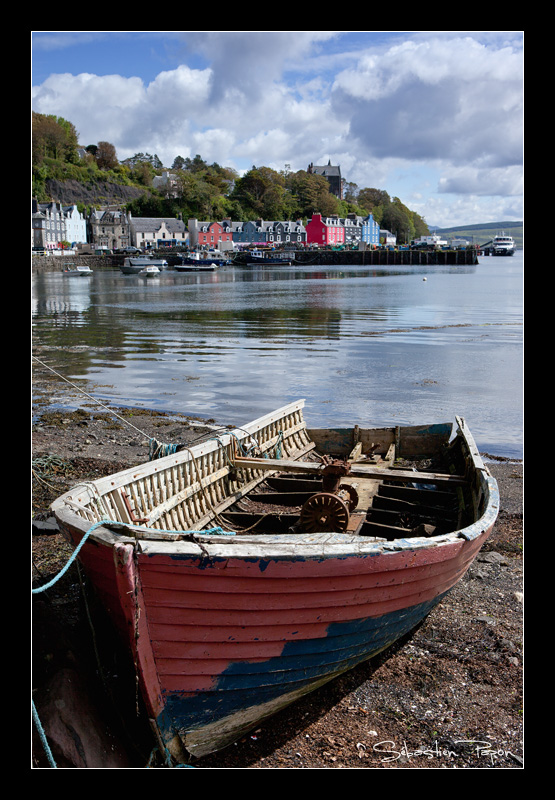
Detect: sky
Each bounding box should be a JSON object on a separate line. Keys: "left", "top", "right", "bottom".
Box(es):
{"left": 31, "top": 30, "right": 524, "bottom": 229}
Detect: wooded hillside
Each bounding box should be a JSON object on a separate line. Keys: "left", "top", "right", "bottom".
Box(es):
{"left": 32, "top": 112, "right": 430, "bottom": 242}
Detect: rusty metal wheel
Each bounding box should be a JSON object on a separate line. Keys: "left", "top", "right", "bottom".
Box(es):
{"left": 300, "top": 492, "right": 350, "bottom": 533}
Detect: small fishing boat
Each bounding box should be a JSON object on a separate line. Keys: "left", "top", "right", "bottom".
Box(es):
{"left": 61, "top": 264, "right": 93, "bottom": 276}
{"left": 138, "top": 265, "right": 161, "bottom": 278}
{"left": 50, "top": 400, "right": 498, "bottom": 764}
{"left": 121, "top": 256, "right": 168, "bottom": 274}
{"left": 246, "top": 249, "right": 292, "bottom": 265}
{"left": 174, "top": 251, "right": 230, "bottom": 270}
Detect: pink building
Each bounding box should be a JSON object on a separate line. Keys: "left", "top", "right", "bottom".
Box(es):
{"left": 305, "top": 214, "right": 345, "bottom": 246}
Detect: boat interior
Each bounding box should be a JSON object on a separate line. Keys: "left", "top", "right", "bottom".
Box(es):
{"left": 213, "top": 424, "right": 475, "bottom": 541}
{"left": 57, "top": 402, "right": 485, "bottom": 544}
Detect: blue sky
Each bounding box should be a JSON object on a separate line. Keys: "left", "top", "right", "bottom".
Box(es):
{"left": 31, "top": 31, "right": 524, "bottom": 229}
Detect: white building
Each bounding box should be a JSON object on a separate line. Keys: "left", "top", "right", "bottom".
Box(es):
{"left": 152, "top": 171, "right": 179, "bottom": 196}
{"left": 63, "top": 204, "right": 87, "bottom": 245}
{"left": 32, "top": 200, "right": 87, "bottom": 250}
{"left": 129, "top": 215, "right": 187, "bottom": 249}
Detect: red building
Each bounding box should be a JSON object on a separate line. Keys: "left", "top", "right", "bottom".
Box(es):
{"left": 193, "top": 220, "right": 233, "bottom": 247}
{"left": 305, "top": 214, "right": 345, "bottom": 247}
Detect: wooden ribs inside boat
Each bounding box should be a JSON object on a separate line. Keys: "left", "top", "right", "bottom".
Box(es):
{"left": 222, "top": 421, "right": 468, "bottom": 540}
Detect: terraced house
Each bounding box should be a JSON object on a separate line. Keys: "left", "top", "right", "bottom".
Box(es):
{"left": 188, "top": 219, "right": 233, "bottom": 249}
{"left": 88, "top": 207, "right": 132, "bottom": 251}
{"left": 32, "top": 200, "right": 87, "bottom": 250}
{"left": 223, "top": 219, "right": 307, "bottom": 246}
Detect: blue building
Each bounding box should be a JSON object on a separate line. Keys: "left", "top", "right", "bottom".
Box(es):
{"left": 361, "top": 213, "right": 380, "bottom": 246}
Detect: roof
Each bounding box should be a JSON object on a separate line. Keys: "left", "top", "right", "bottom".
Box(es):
{"left": 130, "top": 217, "right": 186, "bottom": 233}
{"left": 310, "top": 160, "right": 341, "bottom": 177}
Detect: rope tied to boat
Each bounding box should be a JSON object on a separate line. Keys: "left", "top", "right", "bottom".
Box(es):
{"left": 148, "top": 439, "right": 179, "bottom": 460}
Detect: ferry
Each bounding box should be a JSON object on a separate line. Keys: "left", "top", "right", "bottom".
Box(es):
{"left": 491, "top": 232, "right": 516, "bottom": 256}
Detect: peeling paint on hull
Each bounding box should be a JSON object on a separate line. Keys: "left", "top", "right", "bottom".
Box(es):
{"left": 159, "top": 592, "right": 449, "bottom": 758}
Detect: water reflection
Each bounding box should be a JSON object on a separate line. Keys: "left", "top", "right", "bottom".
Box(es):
{"left": 32, "top": 257, "right": 523, "bottom": 458}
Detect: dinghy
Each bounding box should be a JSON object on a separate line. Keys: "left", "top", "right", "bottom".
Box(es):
{"left": 50, "top": 400, "right": 499, "bottom": 763}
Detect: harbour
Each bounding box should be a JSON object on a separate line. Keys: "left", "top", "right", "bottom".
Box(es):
{"left": 33, "top": 245, "right": 480, "bottom": 274}
{"left": 32, "top": 250, "right": 523, "bottom": 460}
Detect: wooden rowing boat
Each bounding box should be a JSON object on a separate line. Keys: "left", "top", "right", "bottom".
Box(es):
{"left": 50, "top": 399, "right": 499, "bottom": 764}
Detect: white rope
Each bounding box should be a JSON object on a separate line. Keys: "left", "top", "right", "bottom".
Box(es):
{"left": 32, "top": 355, "right": 150, "bottom": 438}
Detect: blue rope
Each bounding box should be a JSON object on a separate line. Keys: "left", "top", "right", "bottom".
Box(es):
{"left": 150, "top": 428, "right": 284, "bottom": 463}
{"left": 32, "top": 517, "right": 233, "bottom": 766}
{"left": 32, "top": 700, "right": 58, "bottom": 768}
{"left": 149, "top": 439, "right": 179, "bottom": 460}
{"left": 32, "top": 519, "right": 106, "bottom": 594}
{"left": 33, "top": 517, "right": 236, "bottom": 598}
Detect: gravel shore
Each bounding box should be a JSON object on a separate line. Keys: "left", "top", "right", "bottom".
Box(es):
{"left": 32, "top": 385, "right": 523, "bottom": 769}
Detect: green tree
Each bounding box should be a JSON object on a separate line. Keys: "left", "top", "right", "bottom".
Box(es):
{"left": 381, "top": 197, "right": 415, "bottom": 243}
{"left": 231, "top": 166, "right": 288, "bottom": 219}
{"left": 356, "top": 187, "right": 390, "bottom": 214}
{"left": 131, "top": 160, "right": 156, "bottom": 187}
{"left": 285, "top": 171, "right": 339, "bottom": 218}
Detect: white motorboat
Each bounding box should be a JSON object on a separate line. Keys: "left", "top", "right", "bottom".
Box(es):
{"left": 121, "top": 256, "right": 168, "bottom": 274}
{"left": 138, "top": 265, "right": 160, "bottom": 277}
{"left": 174, "top": 250, "right": 229, "bottom": 270}
{"left": 62, "top": 264, "right": 93, "bottom": 276}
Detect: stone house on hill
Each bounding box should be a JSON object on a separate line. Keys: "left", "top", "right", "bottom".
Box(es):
{"left": 307, "top": 160, "right": 343, "bottom": 199}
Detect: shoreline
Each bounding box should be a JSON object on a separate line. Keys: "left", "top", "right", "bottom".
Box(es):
{"left": 32, "top": 379, "right": 523, "bottom": 769}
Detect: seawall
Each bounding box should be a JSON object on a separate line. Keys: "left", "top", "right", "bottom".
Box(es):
{"left": 32, "top": 247, "right": 479, "bottom": 273}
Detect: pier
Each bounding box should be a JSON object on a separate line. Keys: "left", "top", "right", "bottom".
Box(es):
{"left": 235, "top": 248, "right": 479, "bottom": 267}
{"left": 32, "top": 246, "right": 478, "bottom": 273}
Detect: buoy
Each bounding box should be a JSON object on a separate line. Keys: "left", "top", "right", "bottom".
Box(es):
{"left": 423, "top": 277, "right": 427, "bottom": 281}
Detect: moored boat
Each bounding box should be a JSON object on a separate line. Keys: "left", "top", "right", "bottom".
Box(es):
{"left": 121, "top": 256, "right": 168, "bottom": 274}
{"left": 491, "top": 232, "right": 516, "bottom": 256}
{"left": 50, "top": 400, "right": 499, "bottom": 764}
{"left": 246, "top": 249, "right": 292, "bottom": 265}
{"left": 174, "top": 251, "right": 230, "bottom": 270}
{"left": 61, "top": 264, "right": 93, "bottom": 276}
{"left": 138, "top": 265, "right": 160, "bottom": 277}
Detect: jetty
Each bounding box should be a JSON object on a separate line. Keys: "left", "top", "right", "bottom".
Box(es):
{"left": 232, "top": 248, "right": 478, "bottom": 267}
{"left": 32, "top": 246, "right": 478, "bottom": 274}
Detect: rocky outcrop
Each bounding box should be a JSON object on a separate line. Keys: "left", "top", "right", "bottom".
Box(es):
{"left": 45, "top": 178, "right": 148, "bottom": 206}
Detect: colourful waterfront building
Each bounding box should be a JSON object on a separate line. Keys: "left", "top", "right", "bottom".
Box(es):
{"left": 188, "top": 219, "right": 233, "bottom": 248}
{"left": 361, "top": 213, "right": 380, "bottom": 247}
{"left": 306, "top": 214, "right": 345, "bottom": 246}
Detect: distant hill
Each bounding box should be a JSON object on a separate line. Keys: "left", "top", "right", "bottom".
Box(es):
{"left": 432, "top": 221, "right": 523, "bottom": 248}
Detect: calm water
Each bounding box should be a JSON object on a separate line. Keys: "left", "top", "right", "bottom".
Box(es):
{"left": 32, "top": 252, "right": 523, "bottom": 459}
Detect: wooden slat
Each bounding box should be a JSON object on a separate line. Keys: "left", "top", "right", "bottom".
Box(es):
{"left": 124, "top": 403, "right": 313, "bottom": 529}
{"left": 232, "top": 456, "right": 467, "bottom": 485}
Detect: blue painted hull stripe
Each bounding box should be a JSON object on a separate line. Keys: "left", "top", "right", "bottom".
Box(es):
{"left": 157, "top": 592, "right": 445, "bottom": 739}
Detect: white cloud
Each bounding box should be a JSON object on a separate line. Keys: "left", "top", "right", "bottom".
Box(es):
{"left": 31, "top": 31, "right": 523, "bottom": 227}
{"left": 331, "top": 35, "right": 523, "bottom": 167}
{"left": 438, "top": 165, "right": 523, "bottom": 197}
